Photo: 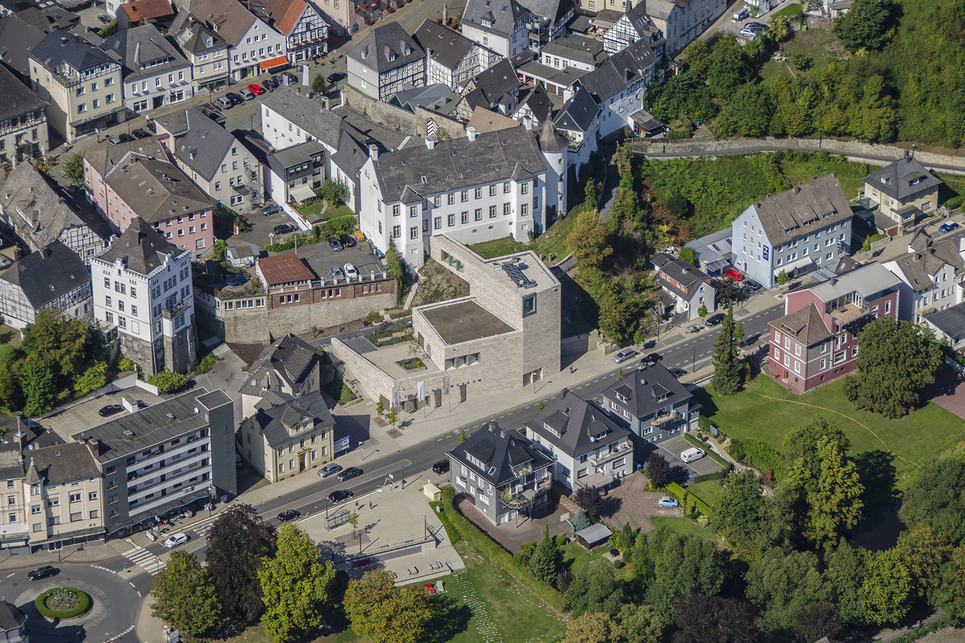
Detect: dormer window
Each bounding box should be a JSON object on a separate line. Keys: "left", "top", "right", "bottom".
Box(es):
{"left": 543, "top": 423, "right": 561, "bottom": 438}
{"left": 615, "top": 392, "right": 628, "bottom": 403}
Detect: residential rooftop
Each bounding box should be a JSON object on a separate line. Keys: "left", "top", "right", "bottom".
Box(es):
{"left": 420, "top": 300, "right": 516, "bottom": 344}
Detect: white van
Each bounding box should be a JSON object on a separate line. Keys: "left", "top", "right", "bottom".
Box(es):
{"left": 680, "top": 447, "right": 705, "bottom": 463}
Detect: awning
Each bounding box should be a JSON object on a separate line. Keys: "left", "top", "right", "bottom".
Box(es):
{"left": 260, "top": 56, "right": 289, "bottom": 71}
{"left": 289, "top": 183, "right": 316, "bottom": 203}
{"left": 580, "top": 472, "right": 614, "bottom": 489}
{"left": 776, "top": 256, "right": 814, "bottom": 276}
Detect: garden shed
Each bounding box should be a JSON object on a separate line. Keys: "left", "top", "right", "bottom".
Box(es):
{"left": 574, "top": 524, "right": 612, "bottom": 550}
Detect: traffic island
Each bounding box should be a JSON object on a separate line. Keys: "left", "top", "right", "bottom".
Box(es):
{"left": 34, "top": 587, "right": 91, "bottom": 621}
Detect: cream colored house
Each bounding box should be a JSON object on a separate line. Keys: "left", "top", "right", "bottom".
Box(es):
{"left": 863, "top": 155, "right": 943, "bottom": 230}
{"left": 239, "top": 390, "right": 336, "bottom": 483}
{"left": 170, "top": 12, "right": 231, "bottom": 94}
{"left": 29, "top": 32, "right": 125, "bottom": 143}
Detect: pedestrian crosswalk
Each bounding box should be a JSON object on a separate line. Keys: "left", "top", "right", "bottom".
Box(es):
{"left": 121, "top": 543, "right": 167, "bottom": 576}
{"left": 190, "top": 512, "right": 222, "bottom": 538}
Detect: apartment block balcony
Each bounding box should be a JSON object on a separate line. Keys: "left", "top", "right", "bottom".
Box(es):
{"left": 652, "top": 411, "right": 681, "bottom": 427}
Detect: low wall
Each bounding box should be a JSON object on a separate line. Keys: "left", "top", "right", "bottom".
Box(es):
{"left": 341, "top": 86, "right": 467, "bottom": 140}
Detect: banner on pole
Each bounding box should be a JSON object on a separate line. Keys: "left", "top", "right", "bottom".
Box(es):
{"left": 417, "top": 380, "right": 425, "bottom": 400}
{"left": 443, "top": 375, "right": 450, "bottom": 396}
{"left": 392, "top": 387, "right": 400, "bottom": 408}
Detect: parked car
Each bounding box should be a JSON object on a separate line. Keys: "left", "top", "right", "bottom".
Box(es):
{"left": 327, "top": 72, "right": 347, "bottom": 85}
{"left": 98, "top": 13, "right": 112, "bottom": 22}
{"left": 216, "top": 96, "right": 233, "bottom": 110}
{"left": 261, "top": 80, "right": 275, "bottom": 93}
{"left": 318, "top": 463, "right": 342, "bottom": 478}
{"left": 248, "top": 83, "right": 266, "bottom": 95}
{"left": 739, "top": 28, "right": 757, "bottom": 39}
{"left": 227, "top": 92, "right": 245, "bottom": 105}
{"left": 330, "top": 265, "right": 344, "bottom": 279}
{"left": 239, "top": 88, "right": 256, "bottom": 101}
{"left": 282, "top": 72, "right": 298, "bottom": 85}
{"left": 939, "top": 221, "right": 960, "bottom": 234}
{"left": 657, "top": 497, "right": 679, "bottom": 508}
{"left": 680, "top": 447, "right": 705, "bottom": 463}
{"left": 339, "top": 234, "right": 357, "bottom": 248}
{"left": 277, "top": 509, "right": 301, "bottom": 522}
{"left": 670, "top": 367, "right": 688, "bottom": 378}
{"left": 432, "top": 460, "right": 450, "bottom": 474}
{"left": 724, "top": 268, "right": 744, "bottom": 281}
{"left": 328, "top": 236, "right": 343, "bottom": 252}
{"left": 643, "top": 352, "right": 662, "bottom": 366}
{"left": 745, "top": 22, "right": 767, "bottom": 31}
{"left": 262, "top": 203, "right": 282, "bottom": 216}
{"left": 118, "top": 133, "right": 135, "bottom": 143}
{"left": 131, "top": 128, "right": 151, "bottom": 139}
{"left": 108, "top": 137, "right": 122, "bottom": 145}
{"left": 744, "top": 279, "right": 762, "bottom": 291}
{"left": 734, "top": 9, "right": 749, "bottom": 20}
{"left": 27, "top": 566, "right": 57, "bottom": 581}
{"left": 337, "top": 466, "right": 362, "bottom": 481}
{"left": 705, "top": 313, "right": 725, "bottom": 327}
{"left": 272, "top": 74, "right": 286, "bottom": 87}
{"left": 329, "top": 489, "right": 353, "bottom": 503}
{"left": 612, "top": 348, "right": 637, "bottom": 364}
{"left": 273, "top": 224, "right": 296, "bottom": 235}
{"left": 164, "top": 533, "right": 189, "bottom": 548}
{"left": 343, "top": 263, "right": 358, "bottom": 279}
{"left": 99, "top": 404, "right": 123, "bottom": 417}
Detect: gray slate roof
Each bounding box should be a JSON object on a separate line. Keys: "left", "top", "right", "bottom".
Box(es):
{"left": 925, "top": 301, "right": 965, "bottom": 339}
{"left": 172, "top": 107, "right": 236, "bottom": 180}
{"left": 98, "top": 217, "right": 187, "bottom": 275}
{"left": 541, "top": 34, "right": 604, "bottom": 66}
{"left": 0, "top": 240, "right": 88, "bottom": 308}
{"left": 170, "top": 12, "right": 228, "bottom": 56}
{"left": 346, "top": 22, "right": 424, "bottom": 74}
{"left": 372, "top": 127, "right": 547, "bottom": 203}
{"left": 770, "top": 303, "right": 833, "bottom": 346}
{"left": 447, "top": 421, "right": 552, "bottom": 487}
{"left": 520, "top": 0, "right": 574, "bottom": 30}
{"left": 652, "top": 252, "right": 712, "bottom": 302}
{"left": 886, "top": 251, "right": 949, "bottom": 292}
{"left": 261, "top": 86, "right": 342, "bottom": 150}
{"left": 104, "top": 155, "right": 210, "bottom": 224}
{"left": 539, "top": 116, "right": 568, "bottom": 152}
{"left": 471, "top": 58, "right": 520, "bottom": 104}
{"left": 0, "top": 443, "right": 22, "bottom": 481}
{"left": 524, "top": 388, "right": 630, "bottom": 457}
{"left": 25, "top": 442, "right": 99, "bottom": 485}
{"left": 242, "top": 390, "right": 334, "bottom": 448}
{"left": 515, "top": 84, "right": 551, "bottom": 123}
{"left": 240, "top": 333, "right": 319, "bottom": 396}
{"left": 191, "top": 0, "right": 259, "bottom": 47}
{"left": 0, "top": 601, "right": 25, "bottom": 632}
{"left": 102, "top": 24, "right": 190, "bottom": 83}
{"left": 554, "top": 85, "right": 598, "bottom": 133}
{"left": 863, "top": 155, "right": 943, "bottom": 202}
{"left": 30, "top": 29, "right": 114, "bottom": 73}
{"left": 601, "top": 362, "right": 694, "bottom": 420}
{"left": 0, "top": 62, "right": 46, "bottom": 121}
{"left": 389, "top": 83, "right": 459, "bottom": 112}
{"left": 412, "top": 19, "right": 474, "bottom": 70}
{"left": 463, "top": 0, "right": 531, "bottom": 39}
{"left": 750, "top": 174, "right": 853, "bottom": 247}
{"left": 0, "top": 13, "right": 47, "bottom": 79}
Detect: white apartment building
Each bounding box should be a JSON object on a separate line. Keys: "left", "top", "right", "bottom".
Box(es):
{"left": 259, "top": 85, "right": 342, "bottom": 153}
{"left": 102, "top": 24, "right": 193, "bottom": 114}
{"left": 169, "top": 13, "right": 231, "bottom": 94}
{"left": 461, "top": 0, "right": 532, "bottom": 58}
{"left": 91, "top": 218, "right": 197, "bottom": 376}
{"left": 191, "top": 0, "right": 288, "bottom": 82}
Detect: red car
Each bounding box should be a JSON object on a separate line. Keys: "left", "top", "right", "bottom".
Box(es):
{"left": 724, "top": 268, "right": 744, "bottom": 281}
{"left": 425, "top": 582, "right": 436, "bottom": 594}
{"left": 248, "top": 83, "right": 266, "bottom": 95}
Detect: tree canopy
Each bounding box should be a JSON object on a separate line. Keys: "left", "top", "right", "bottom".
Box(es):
{"left": 567, "top": 209, "right": 613, "bottom": 273}
{"left": 898, "top": 454, "right": 965, "bottom": 544}
{"left": 745, "top": 547, "right": 828, "bottom": 634}
{"left": 151, "top": 550, "right": 221, "bottom": 642}
{"left": 711, "top": 303, "right": 742, "bottom": 395}
{"left": 205, "top": 504, "right": 276, "bottom": 622}
{"left": 343, "top": 569, "right": 433, "bottom": 643}
{"left": 833, "top": 0, "right": 900, "bottom": 52}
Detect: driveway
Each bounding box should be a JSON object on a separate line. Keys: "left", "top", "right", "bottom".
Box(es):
{"left": 600, "top": 473, "right": 682, "bottom": 534}
{"left": 454, "top": 495, "right": 571, "bottom": 554}
{"left": 655, "top": 436, "right": 723, "bottom": 482}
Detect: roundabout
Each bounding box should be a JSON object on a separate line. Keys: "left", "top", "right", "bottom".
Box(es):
{"left": 34, "top": 587, "right": 91, "bottom": 620}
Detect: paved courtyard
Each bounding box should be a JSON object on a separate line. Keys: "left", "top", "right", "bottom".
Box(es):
{"left": 598, "top": 472, "right": 683, "bottom": 534}
{"left": 455, "top": 495, "right": 572, "bottom": 554}
{"left": 923, "top": 364, "right": 965, "bottom": 419}
{"left": 654, "top": 436, "right": 723, "bottom": 482}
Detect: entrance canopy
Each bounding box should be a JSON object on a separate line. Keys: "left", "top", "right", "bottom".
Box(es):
{"left": 289, "top": 183, "right": 316, "bottom": 203}
{"left": 260, "top": 56, "right": 289, "bottom": 71}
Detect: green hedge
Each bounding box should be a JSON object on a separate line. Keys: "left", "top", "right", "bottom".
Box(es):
{"left": 429, "top": 500, "right": 461, "bottom": 544}
{"left": 34, "top": 588, "right": 91, "bottom": 619}
{"left": 943, "top": 195, "right": 964, "bottom": 211}
{"left": 683, "top": 434, "right": 733, "bottom": 470}
{"left": 439, "top": 487, "right": 568, "bottom": 612}
{"left": 667, "top": 483, "right": 711, "bottom": 517}
{"left": 729, "top": 438, "right": 786, "bottom": 480}
{"left": 692, "top": 470, "right": 729, "bottom": 484}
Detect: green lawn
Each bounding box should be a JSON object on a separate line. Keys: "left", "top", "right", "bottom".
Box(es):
{"left": 471, "top": 236, "right": 528, "bottom": 259}
{"left": 649, "top": 517, "right": 718, "bottom": 545}
{"left": 694, "top": 376, "right": 965, "bottom": 489}
{"left": 769, "top": 3, "right": 803, "bottom": 20}
{"left": 686, "top": 481, "right": 724, "bottom": 508}
{"left": 561, "top": 541, "right": 609, "bottom": 576}
{"left": 470, "top": 203, "right": 583, "bottom": 265}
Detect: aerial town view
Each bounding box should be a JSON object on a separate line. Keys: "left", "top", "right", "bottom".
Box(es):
{"left": 0, "top": 0, "right": 963, "bottom": 639}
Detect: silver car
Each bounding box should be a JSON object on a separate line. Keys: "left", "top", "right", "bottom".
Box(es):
{"left": 318, "top": 463, "right": 342, "bottom": 478}
{"left": 612, "top": 349, "right": 637, "bottom": 364}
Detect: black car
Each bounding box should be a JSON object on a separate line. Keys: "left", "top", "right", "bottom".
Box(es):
{"left": 261, "top": 80, "right": 275, "bottom": 93}
{"left": 327, "top": 72, "right": 347, "bottom": 85}
{"left": 328, "top": 236, "right": 343, "bottom": 251}
{"left": 705, "top": 313, "right": 725, "bottom": 327}
{"left": 432, "top": 460, "right": 450, "bottom": 474}
{"left": 227, "top": 92, "right": 245, "bottom": 105}
{"left": 744, "top": 279, "right": 762, "bottom": 291}
{"left": 339, "top": 234, "right": 357, "bottom": 248}
{"left": 670, "top": 367, "right": 687, "bottom": 378}
{"left": 28, "top": 566, "right": 57, "bottom": 581}
{"left": 131, "top": 128, "right": 151, "bottom": 139}
{"left": 277, "top": 510, "right": 301, "bottom": 522}
{"left": 99, "top": 404, "right": 123, "bottom": 417}
{"left": 329, "top": 489, "right": 354, "bottom": 503}
{"left": 642, "top": 352, "right": 662, "bottom": 366}
{"left": 337, "top": 466, "right": 362, "bottom": 481}
{"left": 273, "top": 224, "right": 296, "bottom": 235}
{"left": 118, "top": 133, "right": 135, "bottom": 143}
{"left": 282, "top": 72, "right": 298, "bottom": 85}
{"left": 262, "top": 203, "right": 283, "bottom": 216}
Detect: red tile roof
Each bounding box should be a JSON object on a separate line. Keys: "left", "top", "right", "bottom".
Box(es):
{"left": 121, "top": 0, "right": 175, "bottom": 22}
{"left": 259, "top": 252, "right": 314, "bottom": 286}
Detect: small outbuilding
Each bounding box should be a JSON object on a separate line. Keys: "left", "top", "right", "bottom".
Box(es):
{"left": 574, "top": 523, "right": 612, "bottom": 550}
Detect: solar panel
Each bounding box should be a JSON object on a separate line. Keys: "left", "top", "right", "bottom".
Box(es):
{"left": 500, "top": 262, "right": 537, "bottom": 288}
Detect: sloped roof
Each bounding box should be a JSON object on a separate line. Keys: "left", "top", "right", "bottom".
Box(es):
{"left": 924, "top": 301, "right": 965, "bottom": 339}
{"left": 807, "top": 262, "right": 903, "bottom": 302}
{"left": 515, "top": 83, "right": 551, "bottom": 123}
{"left": 85, "top": 137, "right": 166, "bottom": 178}
{"left": 242, "top": 390, "right": 333, "bottom": 448}
{"left": 520, "top": 0, "right": 574, "bottom": 29}
{"left": 600, "top": 362, "right": 694, "bottom": 420}
{"left": 241, "top": 333, "right": 319, "bottom": 395}
{"left": 471, "top": 58, "right": 520, "bottom": 105}
{"left": 538, "top": 117, "right": 568, "bottom": 152}
{"left": 372, "top": 128, "right": 546, "bottom": 203}
{"left": 0, "top": 601, "right": 25, "bottom": 632}
{"left": 255, "top": 0, "right": 316, "bottom": 35}
{"left": 446, "top": 421, "right": 552, "bottom": 486}
{"left": 24, "top": 441, "right": 99, "bottom": 486}
{"left": 191, "top": 0, "right": 258, "bottom": 47}
{"left": 30, "top": 29, "right": 114, "bottom": 73}
{"left": 170, "top": 12, "right": 228, "bottom": 55}
{"left": 103, "top": 24, "right": 190, "bottom": 82}
{"left": 863, "top": 155, "right": 942, "bottom": 202}
{"left": 173, "top": 107, "right": 236, "bottom": 180}
{"left": 541, "top": 33, "right": 604, "bottom": 66}
{"left": 0, "top": 240, "right": 88, "bottom": 309}
{"left": 0, "top": 62, "right": 46, "bottom": 121}
{"left": 412, "top": 19, "right": 474, "bottom": 70}
{"left": 525, "top": 388, "right": 630, "bottom": 457}
{"left": 554, "top": 85, "right": 598, "bottom": 133}
{"left": 652, "top": 252, "right": 712, "bottom": 302}
{"left": 121, "top": 0, "right": 176, "bottom": 23}
{"left": 261, "top": 85, "right": 342, "bottom": 150}
{"left": 104, "top": 155, "right": 210, "bottom": 224}
{"left": 329, "top": 126, "right": 373, "bottom": 178}
{"left": 886, "top": 251, "right": 949, "bottom": 292}
{"left": 97, "top": 217, "right": 186, "bottom": 275}
{"left": 770, "top": 303, "right": 833, "bottom": 346}
{"left": 346, "top": 22, "right": 424, "bottom": 74}
{"left": 259, "top": 251, "right": 315, "bottom": 285}
{"left": 0, "top": 14, "right": 47, "bottom": 79}
{"left": 749, "top": 174, "right": 853, "bottom": 246}
{"left": 467, "top": 105, "right": 520, "bottom": 133}
{"left": 463, "top": 0, "right": 531, "bottom": 38}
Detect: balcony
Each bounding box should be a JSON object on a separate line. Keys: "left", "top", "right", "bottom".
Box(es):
{"left": 652, "top": 411, "right": 681, "bottom": 427}
{"left": 499, "top": 474, "right": 552, "bottom": 509}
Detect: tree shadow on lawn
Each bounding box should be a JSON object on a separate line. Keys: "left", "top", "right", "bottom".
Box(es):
{"left": 854, "top": 449, "right": 899, "bottom": 508}
{"left": 690, "top": 387, "right": 718, "bottom": 418}
{"left": 421, "top": 594, "right": 473, "bottom": 643}
{"left": 598, "top": 495, "right": 623, "bottom": 519}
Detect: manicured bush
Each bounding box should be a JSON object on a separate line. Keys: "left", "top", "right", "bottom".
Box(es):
{"left": 692, "top": 470, "right": 729, "bottom": 484}
{"left": 34, "top": 588, "right": 90, "bottom": 619}
{"left": 727, "top": 438, "right": 747, "bottom": 463}
{"left": 944, "top": 195, "right": 964, "bottom": 211}
{"left": 741, "top": 438, "right": 786, "bottom": 480}
{"left": 439, "top": 487, "right": 568, "bottom": 612}
{"left": 147, "top": 370, "right": 187, "bottom": 394}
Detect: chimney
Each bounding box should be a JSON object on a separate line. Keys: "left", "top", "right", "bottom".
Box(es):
{"left": 87, "top": 438, "right": 100, "bottom": 457}
{"left": 14, "top": 412, "right": 27, "bottom": 450}
{"left": 425, "top": 135, "right": 436, "bottom": 150}
{"left": 523, "top": 115, "right": 532, "bottom": 131}
{"left": 466, "top": 126, "right": 477, "bottom": 142}
{"left": 368, "top": 144, "right": 379, "bottom": 161}
{"left": 323, "top": 97, "right": 330, "bottom": 110}
{"left": 928, "top": 247, "right": 935, "bottom": 254}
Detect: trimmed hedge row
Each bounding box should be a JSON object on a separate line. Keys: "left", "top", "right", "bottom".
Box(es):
{"left": 692, "top": 469, "right": 729, "bottom": 484}
{"left": 429, "top": 501, "right": 461, "bottom": 544}
{"left": 667, "top": 482, "right": 712, "bottom": 517}
{"left": 439, "top": 487, "right": 568, "bottom": 612}
{"left": 683, "top": 434, "right": 734, "bottom": 470}
{"left": 35, "top": 588, "right": 91, "bottom": 619}
{"left": 730, "top": 438, "right": 786, "bottom": 480}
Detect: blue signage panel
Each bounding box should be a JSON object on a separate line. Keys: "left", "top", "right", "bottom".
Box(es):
{"left": 334, "top": 436, "right": 350, "bottom": 453}
{"left": 763, "top": 245, "right": 770, "bottom": 260}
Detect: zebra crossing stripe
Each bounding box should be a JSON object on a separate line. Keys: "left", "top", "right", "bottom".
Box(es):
{"left": 122, "top": 547, "right": 167, "bottom": 575}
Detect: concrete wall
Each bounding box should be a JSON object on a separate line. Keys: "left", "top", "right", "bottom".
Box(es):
{"left": 341, "top": 85, "right": 467, "bottom": 140}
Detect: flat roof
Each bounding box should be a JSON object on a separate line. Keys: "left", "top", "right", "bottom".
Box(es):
{"left": 484, "top": 250, "right": 559, "bottom": 296}
{"left": 421, "top": 300, "right": 516, "bottom": 344}
{"left": 40, "top": 387, "right": 165, "bottom": 443}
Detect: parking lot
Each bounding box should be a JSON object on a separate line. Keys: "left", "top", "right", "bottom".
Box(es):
{"left": 296, "top": 237, "right": 387, "bottom": 283}
{"left": 654, "top": 436, "right": 723, "bottom": 482}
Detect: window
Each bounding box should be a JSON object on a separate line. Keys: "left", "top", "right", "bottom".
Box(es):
{"left": 521, "top": 203, "right": 528, "bottom": 216}
{"left": 475, "top": 208, "right": 482, "bottom": 221}
{"left": 89, "top": 492, "right": 97, "bottom": 501}
{"left": 489, "top": 184, "right": 497, "bottom": 197}
{"left": 461, "top": 211, "right": 468, "bottom": 224}
{"left": 392, "top": 225, "right": 401, "bottom": 238}
{"left": 69, "top": 493, "right": 81, "bottom": 502}
{"left": 32, "top": 505, "right": 40, "bottom": 514}
{"left": 474, "top": 187, "right": 482, "bottom": 199}
{"left": 105, "top": 295, "right": 112, "bottom": 307}
{"left": 520, "top": 182, "right": 529, "bottom": 194}
{"left": 522, "top": 294, "right": 537, "bottom": 317}
{"left": 503, "top": 181, "right": 511, "bottom": 193}
{"left": 433, "top": 196, "right": 441, "bottom": 207}
{"left": 489, "top": 205, "right": 497, "bottom": 218}
{"left": 392, "top": 204, "right": 400, "bottom": 216}
{"left": 409, "top": 205, "right": 418, "bottom": 217}
{"left": 447, "top": 193, "right": 455, "bottom": 205}
{"left": 410, "top": 227, "right": 418, "bottom": 239}
{"left": 503, "top": 202, "right": 511, "bottom": 216}
{"left": 461, "top": 190, "right": 468, "bottom": 202}
{"left": 448, "top": 214, "right": 456, "bottom": 226}
{"left": 434, "top": 217, "right": 442, "bottom": 230}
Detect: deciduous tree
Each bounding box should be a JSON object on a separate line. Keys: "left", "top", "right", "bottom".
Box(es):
{"left": 151, "top": 551, "right": 221, "bottom": 642}
{"left": 647, "top": 452, "right": 672, "bottom": 488}
{"left": 343, "top": 569, "right": 433, "bottom": 643}
{"left": 712, "top": 470, "right": 764, "bottom": 546}
{"left": 938, "top": 545, "right": 965, "bottom": 619}
{"left": 823, "top": 537, "right": 869, "bottom": 627}
{"left": 563, "top": 612, "right": 626, "bottom": 643}
{"left": 861, "top": 548, "right": 912, "bottom": 625}
{"left": 896, "top": 525, "right": 954, "bottom": 607}
{"left": 789, "top": 435, "right": 864, "bottom": 544}
{"left": 63, "top": 152, "right": 86, "bottom": 184}
{"left": 618, "top": 603, "right": 663, "bottom": 643}
{"left": 258, "top": 523, "right": 336, "bottom": 643}
{"left": 833, "top": 0, "right": 899, "bottom": 52}
{"left": 745, "top": 548, "right": 828, "bottom": 634}
{"left": 567, "top": 209, "right": 612, "bottom": 273}
{"left": 74, "top": 362, "right": 107, "bottom": 396}
{"left": 671, "top": 595, "right": 761, "bottom": 643}
{"left": 899, "top": 454, "right": 965, "bottom": 544}
{"left": 206, "top": 504, "right": 277, "bottom": 622}
{"left": 567, "top": 563, "right": 624, "bottom": 618}
{"left": 843, "top": 317, "right": 941, "bottom": 418}
{"left": 711, "top": 303, "right": 742, "bottom": 395}
{"left": 647, "top": 533, "right": 725, "bottom": 623}
{"left": 21, "top": 355, "right": 55, "bottom": 417}
{"left": 22, "top": 309, "right": 93, "bottom": 388}
{"left": 574, "top": 485, "right": 603, "bottom": 515}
